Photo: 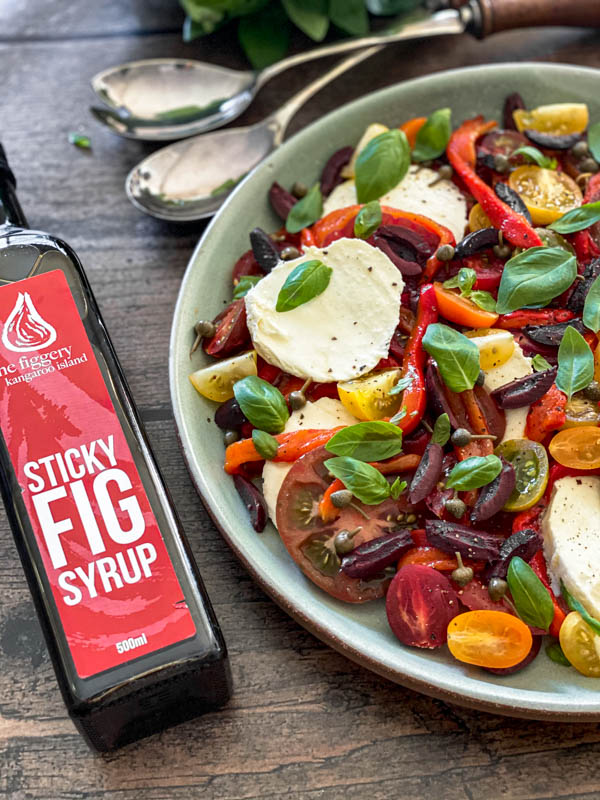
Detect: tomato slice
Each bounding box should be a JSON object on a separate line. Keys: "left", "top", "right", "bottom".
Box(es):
{"left": 468, "top": 203, "right": 492, "bottom": 232}
{"left": 447, "top": 610, "right": 533, "bottom": 668}
{"left": 512, "top": 103, "right": 589, "bottom": 135}
{"left": 549, "top": 426, "right": 600, "bottom": 469}
{"left": 562, "top": 394, "right": 600, "bottom": 429}
{"left": 495, "top": 439, "right": 549, "bottom": 511}
{"left": 559, "top": 612, "right": 600, "bottom": 677}
{"left": 337, "top": 369, "right": 402, "bottom": 421}
{"left": 189, "top": 350, "right": 257, "bottom": 402}
{"left": 204, "top": 298, "right": 251, "bottom": 358}
{"left": 508, "top": 166, "right": 582, "bottom": 226}
{"left": 464, "top": 328, "right": 515, "bottom": 371}
{"left": 275, "top": 445, "right": 412, "bottom": 602}
{"left": 433, "top": 283, "right": 499, "bottom": 328}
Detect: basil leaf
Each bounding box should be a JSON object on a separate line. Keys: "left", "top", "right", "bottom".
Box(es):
{"left": 233, "top": 274, "right": 261, "bottom": 299}
{"left": 532, "top": 354, "right": 552, "bottom": 372}
{"left": 512, "top": 145, "right": 557, "bottom": 169}
{"left": 546, "top": 642, "right": 571, "bottom": 667}
{"left": 233, "top": 375, "right": 289, "bottom": 433}
{"left": 276, "top": 259, "right": 332, "bottom": 312}
{"left": 238, "top": 3, "right": 290, "bottom": 69}
{"left": 68, "top": 132, "right": 91, "bottom": 149}
{"left": 286, "top": 183, "right": 323, "bottom": 233}
{"left": 445, "top": 454, "right": 502, "bottom": 491}
{"left": 281, "top": 0, "right": 329, "bottom": 40}
{"left": 325, "top": 421, "right": 403, "bottom": 462}
{"left": 556, "top": 325, "right": 594, "bottom": 399}
{"left": 390, "top": 477, "right": 407, "bottom": 499}
{"left": 389, "top": 375, "right": 412, "bottom": 396}
{"left": 412, "top": 108, "right": 452, "bottom": 163}
{"left": 324, "top": 456, "right": 391, "bottom": 505}
{"left": 548, "top": 200, "right": 600, "bottom": 234}
{"left": 329, "top": 0, "right": 368, "bottom": 35}
{"left": 355, "top": 129, "right": 410, "bottom": 204}
{"left": 496, "top": 247, "right": 577, "bottom": 314}
{"left": 583, "top": 273, "right": 600, "bottom": 333}
{"left": 422, "top": 323, "right": 480, "bottom": 393}
{"left": 443, "top": 267, "right": 477, "bottom": 294}
{"left": 561, "top": 581, "right": 600, "bottom": 637}
{"left": 469, "top": 290, "right": 497, "bottom": 312}
{"left": 389, "top": 405, "right": 407, "bottom": 425}
{"left": 354, "top": 201, "right": 382, "bottom": 239}
{"left": 431, "top": 413, "right": 450, "bottom": 446}
{"left": 252, "top": 429, "right": 279, "bottom": 460}
{"left": 507, "top": 556, "right": 554, "bottom": 631}
{"left": 589, "top": 121, "right": 600, "bottom": 163}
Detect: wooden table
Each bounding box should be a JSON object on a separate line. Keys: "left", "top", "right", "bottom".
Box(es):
{"left": 2, "top": 4, "right": 600, "bottom": 798}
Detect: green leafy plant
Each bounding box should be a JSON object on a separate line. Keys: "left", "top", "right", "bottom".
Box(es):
{"left": 556, "top": 326, "right": 594, "bottom": 399}
{"left": 354, "top": 201, "right": 382, "bottom": 239}
{"left": 233, "top": 375, "right": 289, "bottom": 432}
{"left": 422, "top": 323, "right": 480, "bottom": 393}
{"left": 324, "top": 456, "right": 391, "bottom": 504}
{"left": 442, "top": 267, "right": 496, "bottom": 313}
{"left": 445, "top": 455, "right": 502, "bottom": 491}
{"left": 507, "top": 556, "right": 554, "bottom": 631}
{"left": 411, "top": 107, "right": 451, "bottom": 163}
{"left": 495, "top": 247, "right": 577, "bottom": 314}
{"left": 326, "top": 421, "right": 403, "bottom": 461}
{"left": 355, "top": 129, "right": 410, "bottom": 203}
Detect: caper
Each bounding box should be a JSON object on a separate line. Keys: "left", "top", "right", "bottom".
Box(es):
{"left": 572, "top": 140, "right": 590, "bottom": 158}
{"left": 451, "top": 552, "right": 474, "bottom": 587}
{"left": 224, "top": 429, "right": 239, "bottom": 446}
{"left": 428, "top": 164, "right": 453, "bottom": 186}
{"left": 405, "top": 513, "right": 417, "bottom": 524}
{"left": 581, "top": 157, "right": 599, "bottom": 174}
{"left": 444, "top": 497, "right": 466, "bottom": 519}
{"left": 281, "top": 245, "right": 302, "bottom": 261}
{"left": 476, "top": 369, "right": 486, "bottom": 387}
{"left": 289, "top": 390, "right": 307, "bottom": 410}
{"left": 583, "top": 380, "right": 600, "bottom": 402}
{"left": 292, "top": 181, "right": 308, "bottom": 198}
{"left": 436, "top": 243, "right": 455, "bottom": 262}
{"left": 330, "top": 489, "right": 353, "bottom": 509}
{"left": 451, "top": 428, "right": 473, "bottom": 447}
{"left": 190, "top": 319, "right": 217, "bottom": 355}
{"left": 334, "top": 527, "right": 361, "bottom": 555}
{"left": 493, "top": 153, "right": 511, "bottom": 173}
{"left": 488, "top": 576, "right": 508, "bottom": 602}
{"left": 493, "top": 243, "right": 512, "bottom": 259}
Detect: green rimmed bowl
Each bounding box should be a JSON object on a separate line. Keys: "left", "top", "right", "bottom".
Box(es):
{"left": 170, "top": 63, "right": 600, "bottom": 720}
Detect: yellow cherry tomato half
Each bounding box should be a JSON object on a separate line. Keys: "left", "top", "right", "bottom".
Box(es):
{"left": 447, "top": 610, "right": 533, "bottom": 669}
{"left": 513, "top": 103, "right": 589, "bottom": 136}
{"left": 559, "top": 611, "right": 600, "bottom": 677}
{"left": 549, "top": 426, "right": 600, "bottom": 469}
{"left": 508, "top": 166, "right": 582, "bottom": 226}
{"left": 468, "top": 203, "right": 492, "bottom": 233}
{"left": 338, "top": 369, "right": 402, "bottom": 421}
{"left": 189, "top": 350, "right": 257, "bottom": 402}
{"left": 562, "top": 394, "right": 600, "bottom": 429}
{"left": 464, "top": 328, "right": 515, "bottom": 371}
{"left": 495, "top": 439, "right": 549, "bottom": 511}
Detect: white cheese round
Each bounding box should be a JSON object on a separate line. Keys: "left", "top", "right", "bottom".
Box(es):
{"left": 482, "top": 340, "right": 533, "bottom": 442}
{"left": 322, "top": 165, "right": 468, "bottom": 242}
{"left": 542, "top": 475, "right": 600, "bottom": 621}
{"left": 244, "top": 238, "right": 403, "bottom": 383}
{"left": 262, "top": 398, "right": 358, "bottom": 523}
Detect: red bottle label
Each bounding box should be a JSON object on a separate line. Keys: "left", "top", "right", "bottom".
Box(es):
{"left": 0, "top": 271, "right": 196, "bottom": 678}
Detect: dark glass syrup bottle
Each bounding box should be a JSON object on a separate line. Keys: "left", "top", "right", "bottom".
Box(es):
{"left": 0, "top": 144, "right": 231, "bottom": 751}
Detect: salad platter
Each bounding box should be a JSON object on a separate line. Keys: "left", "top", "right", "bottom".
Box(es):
{"left": 171, "top": 62, "right": 600, "bottom": 719}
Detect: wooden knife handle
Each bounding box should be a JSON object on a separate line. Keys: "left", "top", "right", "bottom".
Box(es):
{"left": 473, "top": 0, "right": 600, "bottom": 36}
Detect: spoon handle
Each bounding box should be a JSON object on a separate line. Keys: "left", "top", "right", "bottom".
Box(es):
{"left": 472, "top": 0, "right": 600, "bottom": 35}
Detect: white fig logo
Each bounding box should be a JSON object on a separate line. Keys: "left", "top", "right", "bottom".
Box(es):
{"left": 2, "top": 292, "right": 57, "bottom": 352}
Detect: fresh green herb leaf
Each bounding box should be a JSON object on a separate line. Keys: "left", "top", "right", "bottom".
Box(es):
{"left": 233, "top": 375, "right": 289, "bottom": 433}
{"left": 276, "top": 259, "right": 332, "bottom": 312}
{"left": 469, "top": 291, "right": 497, "bottom": 312}
{"left": 389, "top": 375, "right": 412, "bottom": 396}
{"left": 355, "top": 129, "right": 410, "bottom": 204}
{"left": 286, "top": 183, "right": 323, "bottom": 233}
{"left": 252, "top": 429, "right": 279, "bottom": 460}
{"left": 507, "top": 556, "right": 555, "bottom": 631}
{"left": 366, "top": 0, "right": 421, "bottom": 12}
{"left": 512, "top": 145, "right": 557, "bottom": 170}
{"left": 548, "top": 201, "right": 600, "bottom": 234}
{"left": 562, "top": 582, "right": 600, "bottom": 637}
{"left": 412, "top": 108, "right": 452, "bottom": 163}
{"left": 281, "top": 0, "right": 329, "bottom": 40}
{"left": 324, "top": 456, "right": 391, "bottom": 505}
{"left": 583, "top": 273, "right": 600, "bottom": 333}
{"left": 546, "top": 642, "right": 571, "bottom": 667}
{"left": 68, "top": 132, "right": 91, "bottom": 149}
{"left": 354, "top": 201, "right": 382, "bottom": 239}
{"left": 390, "top": 477, "right": 407, "bottom": 499}
{"left": 389, "top": 406, "right": 407, "bottom": 425}
{"left": 431, "top": 413, "right": 450, "bottom": 446}
{"left": 233, "top": 275, "right": 262, "bottom": 299}
{"left": 496, "top": 247, "right": 577, "bottom": 314}
{"left": 532, "top": 354, "right": 553, "bottom": 372}
{"left": 445, "top": 454, "right": 502, "bottom": 491}
{"left": 443, "top": 267, "right": 477, "bottom": 294}
{"left": 180, "top": 0, "right": 224, "bottom": 31}
{"left": 422, "top": 323, "right": 480, "bottom": 393}
{"left": 238, "top": 3, "right": 290, "bottom": 69}
{"left": 325, "top": 421, "right": 403, "bottom": 462}
{"left": 588, "top": 121, "right": 600, "bottom": 163}
{"left": 329, "top": 0, "right": 368, "bottom": 35}
{"left": 556, "top": 325, "right": 594, "bottom": 399}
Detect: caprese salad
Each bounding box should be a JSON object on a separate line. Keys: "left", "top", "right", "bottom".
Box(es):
{"left": 189, "top": 95, "right": 600, "bottom": 678}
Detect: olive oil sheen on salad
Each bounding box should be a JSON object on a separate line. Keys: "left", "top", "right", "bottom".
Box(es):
{"left": 0, "top": 145, "right": 231, "bottom": 751}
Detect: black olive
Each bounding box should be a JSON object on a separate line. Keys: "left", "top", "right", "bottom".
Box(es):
{"left": 524, "top": 129, "right": 581, "bottom": 151}
{"left": 494, "top": 182, "right": 532, "bottom": 223}
{"left": 503, "top": 93, "right": 525, "bottom": 130}
{"left": 250, "top": 227, "right": 280, "bottom": 273}
{"left": 490, "top": 368, "right": 557, "bottom": 409}
{"left": 524, "top": 319, "right": 585, "bottom": 347}
{"left": 454, "top": 227, "right": 499, "bottom": 259}
{"left": 233, "top": 474, "right": 268, "bottom": 532}
{"left": 215, "top": 397, "right": 247, "bottom": 430}
{"left": 425, "top": 520, "right": 503, "bottom": 560}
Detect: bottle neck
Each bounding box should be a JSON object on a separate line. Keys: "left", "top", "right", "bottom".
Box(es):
{"left": 0, "top": 144, "right": 28, "bottom": 229}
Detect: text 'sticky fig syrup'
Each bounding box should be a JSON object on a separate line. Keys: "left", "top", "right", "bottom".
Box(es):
{"left": 0, "top": 145, "right": 231, "bottom": 751}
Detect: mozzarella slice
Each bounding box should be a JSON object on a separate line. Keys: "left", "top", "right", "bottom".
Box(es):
{"left": 262, "top": 398, "right": 358, "bottom": 523}
{"left": 322, "top": 165, "right": 468, "bottom": 241}
{"left": 542, "top": 475, "right": 600, "bottom": 620}
{"left": 244, "top": 238, "right": 403, "bottom": 383}
{"left": 482, "top": 341, "right": 533, "bottom": 442}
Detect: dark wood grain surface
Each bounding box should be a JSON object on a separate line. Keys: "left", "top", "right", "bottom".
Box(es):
{"left": 2, "top": 3, "right": 600, "bottom": 798}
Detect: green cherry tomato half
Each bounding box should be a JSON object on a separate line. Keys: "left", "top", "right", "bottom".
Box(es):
{"left": 495, "top": 439, "right": 549, "bottom": 511}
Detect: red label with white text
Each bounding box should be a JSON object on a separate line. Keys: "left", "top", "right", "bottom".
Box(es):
{"left": 0, "top": 271, "right": 196, "bottom": 678}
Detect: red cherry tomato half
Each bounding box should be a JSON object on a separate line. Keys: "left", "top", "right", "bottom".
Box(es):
{"left": 204, "top": 299, "right": 250, "bottom": 358}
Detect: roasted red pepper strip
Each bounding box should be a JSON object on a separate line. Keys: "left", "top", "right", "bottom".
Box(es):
{"left": 573, "top": 173, "right": 600, "bottom": 266}
{"left": 525, "top": 384, "right": 567, "bottom": 443}
{"left": 512, "top": 504, "right": 545, "bottom": 535}
{"left": 319, "top": 478, "right": 344, "bottom": 523}
{"left": 495, "top": 309, "right": 575, "bottom": 329}
{"left": 396, "top": 283, "right": 438, "bottom": 435}
{"left": 447, "top": 116, "right": 543, "bottom": 249}
{"left": 529, "top": 551, "right": 567, "bottom": 638}
{"left": 224, "top": 427, "right": 343, "bottom": 474}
